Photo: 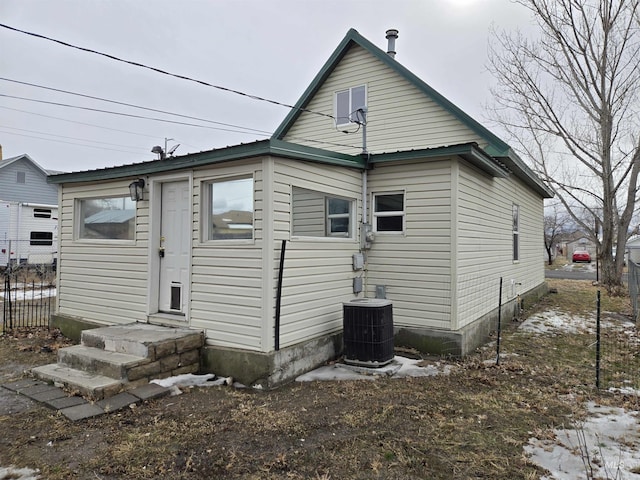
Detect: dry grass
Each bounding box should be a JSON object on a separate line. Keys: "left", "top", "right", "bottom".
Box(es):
{"left": 0, "top": 279, "right": 637, "bottom": 479}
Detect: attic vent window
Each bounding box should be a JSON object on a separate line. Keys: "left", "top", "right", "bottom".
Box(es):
{"left": 336, "top": 85, "right": 366, "bottom": 126}
{"left": 17, "top": 171, "right": 26, "bottom": 184}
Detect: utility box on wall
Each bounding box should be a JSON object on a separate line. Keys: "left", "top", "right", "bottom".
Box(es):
{"left": 342, "top": 298, "right": 394, "bottom": 367}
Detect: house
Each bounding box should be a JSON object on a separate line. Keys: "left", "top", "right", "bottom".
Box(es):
{"left": 47, "top": 29, "right": 552, "bottom": 387}
{"left": 0, "top": 151, "right": 60, "bottom": 267}
{"left": 566, "top": 235, "right": 596, "bottom": 261}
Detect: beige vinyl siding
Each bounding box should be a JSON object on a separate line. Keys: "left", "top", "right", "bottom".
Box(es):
{"left": 456, "top": 161, "right": 545, "bottom": 329}
{"left": 190, "top": 159, "right": 265, "bottom": 351}
{"left": 366, "top": 160, "right": 453, "bottom": 330}
{"left": 284, "top": 45, "right": 486, "bottom": 154}
{"left": 57, "top": 179, "right": 148, "bottom": 325}
{"left": 273, "top": 158, "right": 361, "bottom": 348}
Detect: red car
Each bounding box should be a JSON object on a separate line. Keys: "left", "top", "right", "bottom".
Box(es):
{"left": 572, "top": 250, "right": 591, "bottom": 263}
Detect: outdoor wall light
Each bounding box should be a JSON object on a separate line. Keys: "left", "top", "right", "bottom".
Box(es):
{"left": 129, "top": 179, "right": 146, "bottom": 202}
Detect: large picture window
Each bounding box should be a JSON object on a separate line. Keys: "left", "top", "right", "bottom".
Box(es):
{"left": 336, "top": 85, "right": 366, "bottom": 126}
{"left": 373, "top": 193, "right": 405, "bottom": 232}
{"left": 78, "top": 197, "right": 136, "bottom": 240}
{"left": 206, "top": 177, "right": 254, "bottom": 240}
{"left": 292, "top": 187, "right": 353, "bottom": 238}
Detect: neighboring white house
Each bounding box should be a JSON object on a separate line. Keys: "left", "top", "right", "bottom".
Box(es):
{"left": 48, "top": 29, "right": 553, "bottom": 387}
{"left": 0, "top": 152, "right": 60, "bottom": 267}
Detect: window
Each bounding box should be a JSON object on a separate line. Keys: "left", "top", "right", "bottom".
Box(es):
{"left": 34, "top": 208, "right": 52, "bottom": 219}
{"left": 30, "top": 231, "right": 53, "bottom": 246}
{"left": 16, "top": 171, "right": 25, "bottom": 184}
{"left": 78, "top": 197, "right": 136, "bottom": 240}
{"left": 373, "top": 193, "right": 405, "bottom": 232}
{"left": 292, "top": 187, "right": 354, "bottom": 238}
{"left": 512, "top": 204, "right": 520, "bottom": 261}
{"left": 206, "top": 177, "right": 253, "bottom": 240}
{"left": 336, "top": 85, "right": 366, "bottom": 126}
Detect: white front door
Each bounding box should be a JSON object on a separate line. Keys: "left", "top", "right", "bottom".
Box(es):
{"left": 158, "top": 181, "right": 190, "bottom": 315}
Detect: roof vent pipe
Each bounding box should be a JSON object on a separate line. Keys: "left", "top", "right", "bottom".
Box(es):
{"left": 385, "top": 29, "right": 398, "bottom": 58}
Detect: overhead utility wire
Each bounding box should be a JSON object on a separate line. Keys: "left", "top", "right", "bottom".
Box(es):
{"left": 0, "top": 94, "right": 272, "bottom": 136}
{"left": 0, "top": 105, "right": 160, "bottom": 138}
{"left": 0, "top": 129, "right": 147, "bottom": 154}
{"left": 0, "top": 77, "right": 271, "bottom": 135}
{"left": 0, "top": 124, "right": 148, "bottom": 150}
{"left": 0, "top": 23, "right": 335, "bottom": 121}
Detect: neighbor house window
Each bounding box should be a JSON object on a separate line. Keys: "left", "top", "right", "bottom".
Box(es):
{"left": 336, "top": 85, "right": 366, "bottom": 126}
{"left": 78, "top": 197, "right": 136, "bottom": 240}
{"left": 30, "top": 231, "right": 53, "bottom": 246}
{"left": 34, "top": 208, "right": 52, "bottom": 219}
{"left": 292, "top": 186, "right": 354, "bottom": 238}
{"left": 16, "top": 171, "right": 25, "bottom": 184}
{"left": 206, "top": 176, "right": 254, "bottom": 240}
{"left": 373, "top": 193, "right": 405, "bottom": 232}
{"left": 512, "top": 204, "right": 520, "bottom": 261}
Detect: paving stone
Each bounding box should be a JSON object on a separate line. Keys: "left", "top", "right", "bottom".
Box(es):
{"left": 129, "top": 383, "right": 170, "bottom": 401}
{"left": 60, "top": 403, "right": 104, "bottom": 421}
{"left": 28, "top": 387, "right": 68, "bottom": 402}
{"left": 44, "top": 395, "right": 87, "bottom": 410}
{"left": 18, "top": 383, "right": 57, "bottom": 397}
{"left": 1, "top": 378, "right": 41, "bottom": 392}
{"left": 96, "top": 392, "right": 139, "bottom": 413}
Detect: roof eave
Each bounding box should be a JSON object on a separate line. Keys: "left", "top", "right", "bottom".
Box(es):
{"left": 369, "top": 143, "right": 509, "bottom": 178}
{"left": 48, "top": 139, "right": 363, "bottom": 184}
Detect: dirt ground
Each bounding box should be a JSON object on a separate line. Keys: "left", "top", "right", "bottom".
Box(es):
{"left": 0, "top": 279, "right": 637, "bottom": 479}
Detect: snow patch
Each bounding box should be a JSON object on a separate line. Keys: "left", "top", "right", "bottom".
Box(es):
{"left": 525, "top": 402, "right": 640, "bottom": 479}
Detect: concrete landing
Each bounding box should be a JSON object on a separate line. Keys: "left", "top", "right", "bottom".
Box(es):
{"left": 31, "top": 323, "right": 204, "bottom": 400}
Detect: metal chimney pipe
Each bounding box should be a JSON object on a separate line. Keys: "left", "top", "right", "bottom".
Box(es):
{"left": 385, "top": 29, "right": 399, "bottom": 58}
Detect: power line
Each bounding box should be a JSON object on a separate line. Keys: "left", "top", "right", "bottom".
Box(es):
{"left": 0, "top": 105, "right": 160, "bottom": 138}
{"left": 0, "top": 129, "right": 147, "bottom": 154}
{"left": 0, "top": 77, "right": 272, "bottom": 135}
{"left": 0, "top": 94, "right": 272, "bottom": 136}
{"left": 0, "top": 125, "right": 148, "bottom": 150}
{"left": 0, "top": 22, "right": 335, "bottom": 121}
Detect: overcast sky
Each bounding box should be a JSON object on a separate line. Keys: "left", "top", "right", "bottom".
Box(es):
{"left": 0, "top": 0, "right": 536, "bottom": 173}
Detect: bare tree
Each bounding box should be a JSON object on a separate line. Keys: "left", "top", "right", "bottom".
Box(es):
{"left": 488, "top": 0, "right": 640, "bottom": 291}
{"left": 544, "top": 205, "right": 570, "bottom": 265}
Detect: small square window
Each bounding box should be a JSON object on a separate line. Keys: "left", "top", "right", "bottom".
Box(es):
{"left": 373, "top": 193, "right": 405, "bottom": 232}
{"left": 206, "top": 177, "right": 254, "bottom": 240}
{"left": 335, "top": 85, "right": 367, "bottom": 126}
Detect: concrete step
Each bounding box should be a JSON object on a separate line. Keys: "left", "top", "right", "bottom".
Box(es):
{"left": 58, "top": 345, "right": 150, "bottom": 380}
{"left": 81, "top": 323, "right": 204, "bottom": 360}
{"left": 31, "top": 364, "right": 124, "bottom": 401}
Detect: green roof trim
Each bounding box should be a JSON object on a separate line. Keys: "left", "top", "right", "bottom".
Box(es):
{"left": 369, "top": 143, "right": 508, "bottom": 178}
{"left": 272, "top": 28, "right": 511, "bottom": 156}
{"left": 47, "top": 139, "right": 363, "bottom": 184}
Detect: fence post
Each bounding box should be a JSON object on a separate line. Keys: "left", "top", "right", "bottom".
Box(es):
{"left": 496, "top": 277, "right": 503, "bottom": 366}
{"left": 596, "top": 290, "right": 601, "bottom": 390}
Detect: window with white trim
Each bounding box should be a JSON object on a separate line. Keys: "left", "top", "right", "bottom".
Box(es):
{"left": 78, "top": 197, "right": 135, "bottom": 240}
{"left": 292, "top": 186, "right": 354, "bottom": 238}
{"left": 205, "top": 176, "right": 254, "bottom": 241}
{"left": 336, "top": 85, "right": 366, "bottom": 126}
{"left": 512, "top": 204, "right": 520, "bottom": 261}
{"left": 373, "top": 193, "right": 405, "bottom": 232}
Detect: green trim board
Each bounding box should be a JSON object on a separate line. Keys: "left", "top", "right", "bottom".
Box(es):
{"left": 47, "top": 139, "right": 363, "bottom": 184}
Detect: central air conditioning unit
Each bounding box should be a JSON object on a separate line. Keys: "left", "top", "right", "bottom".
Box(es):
{"left": 342, "top": 298, "right": 394, "bottom": 367}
